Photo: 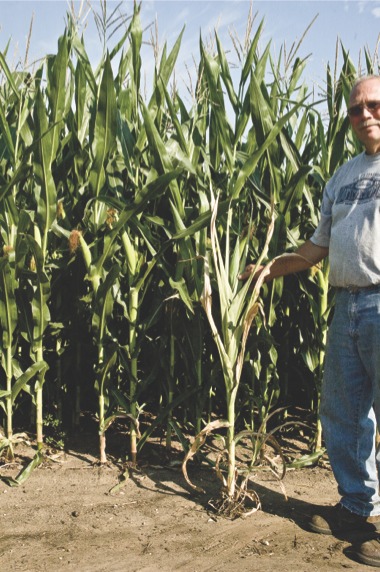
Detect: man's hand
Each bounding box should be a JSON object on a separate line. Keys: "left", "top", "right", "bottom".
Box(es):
{"left": 238, "top": 242, "right": 329, "bottom": 285}
{"left": 238, "top": 264, "right": 265, "bottom": 282}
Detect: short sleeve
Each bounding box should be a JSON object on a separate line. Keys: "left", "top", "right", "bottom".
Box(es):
{"left": 310, "top": 182, "right": 334, "bottom": 248}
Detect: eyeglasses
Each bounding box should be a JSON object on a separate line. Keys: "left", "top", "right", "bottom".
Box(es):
{"left": 347, "top": 100, "right": 380, "bottom": 117}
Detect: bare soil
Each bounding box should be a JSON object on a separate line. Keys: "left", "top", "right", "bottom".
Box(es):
{"left": 0, "top": 424, "right": 371, "bottom": 572}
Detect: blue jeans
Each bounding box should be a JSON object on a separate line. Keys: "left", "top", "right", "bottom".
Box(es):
{"left": 320, "top": 286, "right": 380, "bottom": 516}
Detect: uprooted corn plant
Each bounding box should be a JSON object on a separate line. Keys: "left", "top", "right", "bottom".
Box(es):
{"left": 0, "top": 0, "right": 373, "bottom": 505}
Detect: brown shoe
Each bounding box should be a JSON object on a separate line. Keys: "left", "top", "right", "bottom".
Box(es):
{"left": 309, "top": 504, "right": 380, "bottom": 537}
{"left": 353, "top": 537, "right": 380, "bottom": 567}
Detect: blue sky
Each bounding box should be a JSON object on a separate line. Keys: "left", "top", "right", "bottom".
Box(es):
{"left": 1, "top": 0, "right": 380, "bottom": 99}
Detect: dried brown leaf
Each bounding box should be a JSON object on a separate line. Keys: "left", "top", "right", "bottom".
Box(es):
{"left": 182, "top": 419, "right": 230, "bottom": 493}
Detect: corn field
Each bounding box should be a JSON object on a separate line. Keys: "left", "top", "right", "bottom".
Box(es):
{"left": 0, "top": 2, "right": 376, "bottom": 497}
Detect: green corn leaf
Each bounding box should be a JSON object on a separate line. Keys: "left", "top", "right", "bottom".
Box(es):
{"left": 330, "top": 115, "right": 351, "bottom": 173}
{"left": 0, "top": 98, "right": 15, "bottom": 163}
{"left": 280, "top": 165, "right": 313, "bottom": 222}
{"left": 108, "top": 22, "right": 133, "bottom": 64}
{"left": 21, "top": 235, "right": 50, "bottom": 351}
{"left": 254, "top": 41, "right": 272, "bottom": 84}
{"left": 11, "top": 361, "right": 48, "bottom": 403}
{"left": 0, "top": 163, "right": 31, "bottom": 203}
{"left": 71, "top": 35, "right": 97, "bottom": 96}
{"left": 137, "top": 386, "right": 199, "bottom": 452}
{"left": 0, "top": 450, "right": 44, "bottom": 487}
{"left": 240, "top": 19, "right": 265, "bottom": 89}
{"left": 169, "top": 277, "right": 194, "bottom": 314}
{"left": 268, "top": 214, "right": 288, "bottom": 259}
{"left": 158, "top": 26, "right": 184, "bottom": 88}
{"left": 140, "top": 100, "right": 184, "bottom": 218}
{"left": 17, "top": 94, "right": 34, "bottom": 148}
{"left": 301, "top": 348, "right": 319, "bottom": 372}
{"left": 149, "top": 26, "right": 185, "bottom": 119}
{"left": 89, "top": 52, "right": 117, "bottom": 201}
{"left": 249, "top": 72, "right": 275, "bottom": 145}
{"left": 46, "top": 33, "right": 68, "bottom": 162}
{"left": 215, "top": 33, "right": 239, "bottom": 112}
{"left": 287, "top": 57, "right": 309, "bottom": 98}
{"left": 95, "top": 170, "right": 181, "bottom": 274}
{"left": 92, "top": 264, "right": 120, "bottom": 341}
{"left": 121, "top": 231, "right": 137, "bottom": 276}
{"left": 134, "top": 255, "right": 158, "bottom": 294}
{"left": 161, "top": 80, "right": 189, "bottom": 156}
{"left": 0, "top": 256, "right": 17, "bottom": 349}
{"left": 171, "top": 198, "right": 231, "bottom": 240}
{"left": 235, "top": 87, "right": 251, "bottom": 144}
{"left": 0, "top": 52, "right": 20, "bottom": 100}
{"left": 33, "top": 87, "right": 57, "bottom": 251}
{"left": 200, "top": 40, "right": 234, "bottom": 172}
{"left": 231, "top": 102, "right": 304, "bottom": 199}
{"left": 130, "top": 2, "right": 142, "bottom": 94}
{"left": 95, "top": 343, "right": 118, "bottom": 397}
{"left": 287, "top": 449, "right": 326, "bottom": 469}
{"left": 74, "top": 58, "right": 89, "bottom": 146}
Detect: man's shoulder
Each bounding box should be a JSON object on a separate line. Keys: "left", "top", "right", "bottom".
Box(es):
{"left": 330, "top": 152, "right": 371, "bottom": 184}
{"left": 336, "top": 151, "right": 365, "bottom": 172}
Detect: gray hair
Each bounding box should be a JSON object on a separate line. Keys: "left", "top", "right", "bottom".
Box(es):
{"left": 350, "top": 75, "right": 380, "bottom": 94}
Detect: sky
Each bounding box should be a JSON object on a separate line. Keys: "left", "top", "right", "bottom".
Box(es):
{"left": 0, "top": 0, "right": 380, "bottom": 102}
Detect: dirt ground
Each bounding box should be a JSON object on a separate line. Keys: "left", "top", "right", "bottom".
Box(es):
{"left": 0, "top": 423, "right": 374, "bottom": 572}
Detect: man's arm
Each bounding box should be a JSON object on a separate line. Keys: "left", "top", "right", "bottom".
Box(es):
{"left": 239, "top": 240, "right": 329, "bottom": 283}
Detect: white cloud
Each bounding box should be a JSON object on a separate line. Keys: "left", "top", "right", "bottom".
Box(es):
{"left": 203, "top": 4, "right": 245, "bottom": 35}
{"left": 173, "top": 8, "right": 191, "bottom": 25}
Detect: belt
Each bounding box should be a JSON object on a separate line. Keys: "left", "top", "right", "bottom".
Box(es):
{"left": 335, "top": 284, "right": 380, "bottom": 293}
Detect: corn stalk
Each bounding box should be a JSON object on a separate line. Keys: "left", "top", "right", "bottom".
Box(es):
{"left": 0, "top": 254, "right": 18, "bottom": 446}
{"left": 199, "top": 192, "right": 275, "bottom": 498}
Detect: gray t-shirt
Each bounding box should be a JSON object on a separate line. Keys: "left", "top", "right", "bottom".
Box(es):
{"left": 311, "top": 151, "right": 380, "bottom": 288}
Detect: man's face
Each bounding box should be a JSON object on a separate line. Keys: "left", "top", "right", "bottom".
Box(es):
{"left": 348, "top": 78, "right": 380, "bottom": 155}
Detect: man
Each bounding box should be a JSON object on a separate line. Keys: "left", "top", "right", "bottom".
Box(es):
{"left": 239, "top": 75, "right": 380, "bottom": 567}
